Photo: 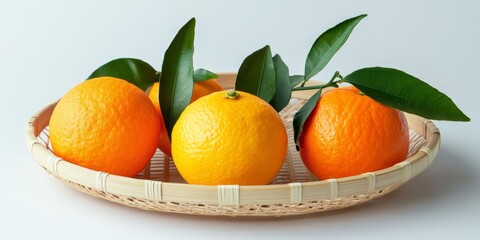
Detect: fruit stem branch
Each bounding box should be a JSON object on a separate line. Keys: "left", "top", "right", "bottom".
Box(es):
{"left": 292, "top": 71, "right": 341, "bottom": 91}
{"left": 336, "top": 72, "right": 345, "bottom": 83}
{"left": 300, "top": 79, "right": 308, "bottom": 87}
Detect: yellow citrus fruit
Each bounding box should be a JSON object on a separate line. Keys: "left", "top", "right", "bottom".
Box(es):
{"left": 171, "top": 90, "right": 288, "bottom": 185}
{"left": 49, "top": 77, "right": 161, "bottom": 177}
{"left": 299, "top": 86, "right": 409, "bottom": 180}
{"left": 148, "top": 79, "right": 223, "bottom": 157}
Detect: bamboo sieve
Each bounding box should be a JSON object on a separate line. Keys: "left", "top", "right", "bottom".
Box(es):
{"left": 26, "top": 74, "right": 440, "bottom": 217}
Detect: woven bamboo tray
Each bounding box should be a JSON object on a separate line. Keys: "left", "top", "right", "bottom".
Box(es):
{"left": 26, "top": 73, "right": 440, "bottom": 217}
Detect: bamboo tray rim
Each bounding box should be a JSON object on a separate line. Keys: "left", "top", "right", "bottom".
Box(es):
{"left": 26, "top": 74, "right": 441, "bottom": 215}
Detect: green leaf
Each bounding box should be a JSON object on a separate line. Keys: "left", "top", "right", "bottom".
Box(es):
{"left": 293, "top": 90, "right": 321, "bottom": 148}
{"left": 88, "top": 58, "right": 157, "bottom": 91}
{"left": 160, "top": 18, "right": 196, "bottom": 138}
{"left": 193, "top": 68, "right": 218, "bottom": 82}
{"left": 235, "top": 45, "right": 276, "bottom": 102}
{"left": 270, "top": 54, "right": 292, "bottom": 112}
{"left": 289, "top": 75, "right": 304, "bottom": 87}
{"left": 344, "top": 67, "right": 470, "bottom": 121}
{"left": 304, "top": 14, "right": 367, "bottom": 80}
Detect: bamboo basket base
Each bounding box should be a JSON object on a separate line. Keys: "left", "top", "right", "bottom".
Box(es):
{"left": 27, "top": 74, "right": 440, "bottom": 217}
{"left": 52, "top": 173, "right": 401, "bottom": 217}
{"left": 36, "top": 127, "right": 417, "bottom": 217}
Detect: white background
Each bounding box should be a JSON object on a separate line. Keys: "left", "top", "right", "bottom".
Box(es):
{"left": 1, "top": 0, "right": 479, "bottom": 239}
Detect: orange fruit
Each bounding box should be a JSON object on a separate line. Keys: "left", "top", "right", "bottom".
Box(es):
{"left": 49, "top": 77, "right": 161, "bottom": 177}
{"left": 298, "top": 86, "right": 409, "bottom": 180}
{"left": 148, "top": 79, "right": 223, "bottom": 157}
{"left": 171, "top": 90, "right": 288, "bottom": 185}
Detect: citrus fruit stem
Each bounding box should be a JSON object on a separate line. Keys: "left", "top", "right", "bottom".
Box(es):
{"left": 292, "top": 71, "right": 341, "bottom": 92}
{"left": 224, "top": 89, "right": 239, "bottom": 99}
